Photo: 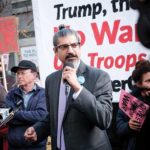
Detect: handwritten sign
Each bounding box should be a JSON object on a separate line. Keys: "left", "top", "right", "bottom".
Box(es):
{"left": 119, "top": 89, "right": 149, "bottom": 127}
{"left": 20, "top": 46, "right": 39, "bottom": 66}
{"left": 0, "top": 16, "right": 19, "bottom": 54}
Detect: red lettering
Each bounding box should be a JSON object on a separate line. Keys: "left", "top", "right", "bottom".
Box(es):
{"left": 91, "top": 20, "right": 140, "bottom": 45}
{"left": 88, "top": 52, "right": 147, "bottom": 71}
{"left": 91, "top": 20, "right": 120, "bottom": 45}
{"left": 126, "top": 54, "right": 137, "bottom": 71}
{"left": 104, "top": 56, "right": 114, "bottom": 69}
{"left": 135, "top": 24, "right": 139, "bottom": 42}
{"left": 77, "top": 31, "right": 86, "bottom": 46}
{"left": 53, "top": 55, "right": 62, "bottom": 70}
{"left": 138, "top": 53, "right": 147, "bottom": 60}
{"left": 115, "top": 55, "right": 125, "bottom": 69}
{"left": 97, "top": 57, "right": 104, "bottom": 68}
{"left": 88, "top": 52, "right": 98, "bottom": 67}
{"left": 119, "top": 26, "right": 132, "bottom": 43}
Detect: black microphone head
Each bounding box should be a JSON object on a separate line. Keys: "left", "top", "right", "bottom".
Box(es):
{"left": 63, "top": 62, "right": 74, "bottom": 84}
{"left": 63, "top": 61, "right": 74, "bottom": 69}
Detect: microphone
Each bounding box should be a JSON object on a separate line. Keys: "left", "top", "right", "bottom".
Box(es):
{"left": 63, "top": 61, "right": 74, "bottom": 95}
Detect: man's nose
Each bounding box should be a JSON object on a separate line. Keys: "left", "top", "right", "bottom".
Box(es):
{"left": 67, "top": 45, "right": 74, "bottom": 53}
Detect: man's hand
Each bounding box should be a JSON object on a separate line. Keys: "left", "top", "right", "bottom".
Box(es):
{"left": 128, "top": 118, "right": 141, "bottom": 131}
{"left": 24, "top": 127, "right": 37, "bottom": 142}
{"left": 63, "top": 66, "right": 81, "bottom": 92}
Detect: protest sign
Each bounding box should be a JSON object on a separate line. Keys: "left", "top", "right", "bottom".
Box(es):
{"left": 119, "top": 89, "right": 149, "bottom": 127}
{"left": 0, "top": 16, "right": 19, "bottom": 54}
{"left": 32, "top": 0, "right": 150, "bottom": 101}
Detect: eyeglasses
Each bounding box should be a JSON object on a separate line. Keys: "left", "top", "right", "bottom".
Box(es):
{"left": 55, "top": 42, "right": 80, "bottom": 51}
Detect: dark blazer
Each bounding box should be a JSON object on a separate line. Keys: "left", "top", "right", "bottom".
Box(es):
{"left": 34, "top": 61, "right": 113, "bottom": 150}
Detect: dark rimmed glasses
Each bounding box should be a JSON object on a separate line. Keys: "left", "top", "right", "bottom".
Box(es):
{"left": 55, "top": 42, "right": 80, "bottom": 51}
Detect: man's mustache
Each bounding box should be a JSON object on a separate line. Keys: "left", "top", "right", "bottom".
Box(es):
{"left": 65, "top": 54, "right": 78, "bottom": 59}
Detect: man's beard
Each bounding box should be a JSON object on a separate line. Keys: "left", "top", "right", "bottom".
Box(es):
{"left": 65, "top": 54, "right": 79, "bottom": 68}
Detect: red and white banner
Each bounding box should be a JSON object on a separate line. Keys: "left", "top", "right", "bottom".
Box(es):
{"left": 32, "top": 0, "right": 150, "bottom": 102}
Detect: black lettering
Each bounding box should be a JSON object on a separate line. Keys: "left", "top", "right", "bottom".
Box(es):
{"left": 78, "top": 4, "right": 92, "bottom": 17}
{"left": 111, "top": 0, "right": 118, "bottom": 13}
{"left": 111, "top": 0, "right": 130, "bottom": 13}
{"left": 112, "top": 80, "right": 121, "bottom": 92}
{"left": 54, "top": 4, "right": 63, "bottom": 20}
{"left": 121, "top": 95, "right": 129, "bottom": 111}
{"left": 112, "top": 76, "right": 133, "bottom": 92}
{"left": 62, "top": 7, "right": 68, "bottom": 19}
{"left": 92, "top": 3, "right": 102, "bottom": 19}
{"left": 54, "top": 2, "right": 104, "bottom": 20}
{"left": 69, "top": 6, "right": 78, "bottom": 18}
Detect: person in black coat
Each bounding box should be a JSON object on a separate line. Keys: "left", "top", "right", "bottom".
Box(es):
{"left": 116, "top": 59, "right": 150, "bottom": 150}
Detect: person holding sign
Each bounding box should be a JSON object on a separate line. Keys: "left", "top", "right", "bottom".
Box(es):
{"left": 24, "top": 24, "right": 113, "bottom": 150}
{"left": 116, "top": 59, "right": 150, "bottom": 150}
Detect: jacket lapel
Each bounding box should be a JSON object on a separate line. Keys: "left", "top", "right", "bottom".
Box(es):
{"left": 53, "top": 70, "right": 62, "bottom": 129}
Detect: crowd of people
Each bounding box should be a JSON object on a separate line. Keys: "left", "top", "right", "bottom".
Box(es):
{"left": 0, "top": 25, "right": 150, "bottom": 150}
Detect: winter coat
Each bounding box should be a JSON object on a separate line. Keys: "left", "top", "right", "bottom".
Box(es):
{"left": 116, "top": 87, "right": 150, "bottom": 150}
{"left": 5, "top": 84, "right": 48, "bottom": 150}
